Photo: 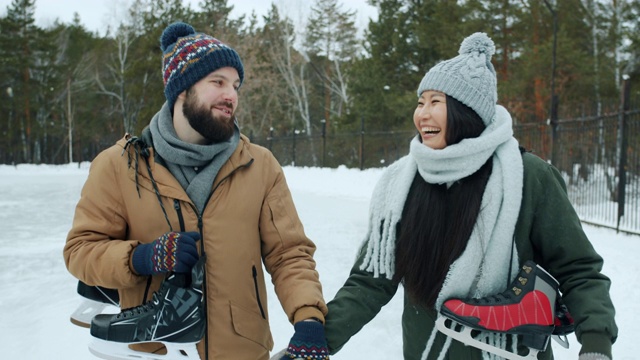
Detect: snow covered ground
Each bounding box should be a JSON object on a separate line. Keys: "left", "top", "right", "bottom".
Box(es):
{"left": 0, "top": 163, "right": 635, "bottom": 359}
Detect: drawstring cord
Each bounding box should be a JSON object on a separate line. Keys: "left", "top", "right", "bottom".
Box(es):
{"left": 122, "top": 135, "right": 173, "bottom": 231}
{"left": 122, "top": 135, "right": 173, "bottom": 305}
{"left": 122, "top": 134, "right": 213, "bottom": 360}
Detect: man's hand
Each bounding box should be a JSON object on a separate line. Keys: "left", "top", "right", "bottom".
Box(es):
{"left": 279, "top": 320, "right": 329, "bottom": 360}
{"left": 131, "top": 231, "right": 200, "bottom": 275}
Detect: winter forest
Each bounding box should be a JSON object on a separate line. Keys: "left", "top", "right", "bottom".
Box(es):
{"left": 1, "top": 0, "right": 639, "bottom": 165}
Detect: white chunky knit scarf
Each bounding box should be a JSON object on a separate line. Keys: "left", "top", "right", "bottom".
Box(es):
{"left": 359, "top": 105, "right": 524, "bottom": 360}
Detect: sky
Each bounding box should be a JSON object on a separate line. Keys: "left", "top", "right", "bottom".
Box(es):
{"left": 12, "top": 0, "right": 378, "bottom": 37}
{"left": 0, "top": 163, "right": 635, "bottom": 359}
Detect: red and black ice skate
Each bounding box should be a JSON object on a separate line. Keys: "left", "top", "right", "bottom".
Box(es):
{"left": 436, "top": 261, "right": 571, "bottom": 360}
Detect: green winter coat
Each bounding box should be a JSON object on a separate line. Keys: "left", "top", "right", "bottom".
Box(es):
{"left": 325, "top": 152, "right": 617, "bottom": 360}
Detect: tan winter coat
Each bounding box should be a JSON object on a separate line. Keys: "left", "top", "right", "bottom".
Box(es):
{"left": 64, "top": 132, "right": 327, "bottom": 359}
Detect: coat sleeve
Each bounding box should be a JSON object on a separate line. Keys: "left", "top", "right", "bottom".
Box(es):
{"left": 324, "top": 245, "right": 399, "bottom": 354}
{"left": 63, "top": 146, "right": 145, "bottom": 289}
{"left": 523, "top": 155, "right": 617, "bottom": 358}
{"left": 260, "top": 158, "right": 327, "bottom": 324}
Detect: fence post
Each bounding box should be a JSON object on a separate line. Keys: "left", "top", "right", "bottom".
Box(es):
{"left": 616, "top": 75, "right": 631, "bottom": 232}
{"left": 321, "top": 119, "right": 326, "bottom": 167}
{"left": 550, "top": 94, "right": 559, "bottom": 165}
{"left": 543, "top": 0, "right": 559, "bottom": 165}
{"left": 268, "top": 127, "right": 274, "bottom": 151}
{"left": 292, "top": 129, "right": 298, "bottom": 167}
{"left": 359, "top": 116, "right": 365, "bottom": 170}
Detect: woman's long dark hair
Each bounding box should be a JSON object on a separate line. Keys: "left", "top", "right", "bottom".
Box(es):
{"left": 393, "top": 95, "right": 493, "bottom": 308}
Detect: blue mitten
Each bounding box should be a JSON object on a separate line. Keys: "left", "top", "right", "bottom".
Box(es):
{"left": 280, "top": 320, "right": 329, "bottom": 360}
{"left": 131, "top": 231, "right": 200, "bottom": 275}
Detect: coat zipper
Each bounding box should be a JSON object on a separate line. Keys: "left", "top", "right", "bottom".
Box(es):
{"left": 173, "top": 199, "right": 185, "bottom": 231}
{"left": 252, "top": 265, "right": 267, "bottom": 319}
{"left": 178, "top": 158, "right": 255, "bottom": 360}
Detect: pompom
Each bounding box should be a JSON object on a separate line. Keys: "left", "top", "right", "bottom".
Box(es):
{"left": 458, "top": 32, "right": 495, "bottom": 56}
{"left": 160, "top": 22, "right": 196, "bottom": 51}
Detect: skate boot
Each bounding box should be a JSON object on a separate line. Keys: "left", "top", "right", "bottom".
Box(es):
{"left": 88, "top": 256, "right": 206, "bottom": 360}
{"left": 70, "top": 281, "right": 120, "bottom": 328}
{"left": 436, "top": 260, "right": 558, "bottom": 360}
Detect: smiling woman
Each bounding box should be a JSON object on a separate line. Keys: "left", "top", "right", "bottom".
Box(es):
{"left": 414, "top": 91, "right": 448, "bottom": 149}
{"left": 322, "top": 32, "right": 618, "bottom": 360}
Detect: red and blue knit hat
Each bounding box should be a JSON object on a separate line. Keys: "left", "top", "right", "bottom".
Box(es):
{"left": 160, "top": 22, "right": 244, "bottom": 108}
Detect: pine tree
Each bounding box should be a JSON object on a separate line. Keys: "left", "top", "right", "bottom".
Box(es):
{"left": 347, "top": 0, "right": 415, "bottom": 132}
{"left": 623, "top": 0, "right": 640, "bottom": 82}
{"left": 1, "top": 0, "right": 38, "bottom": 162}
{"left": 304, "top": 0, "right": 359, "bottom": 132}
{"left": 233, "top": 15, "right": 275, "bottom": 137}
{"left": 261, "top": 4, "right": 314, "bottom": 134}
{"left": 49, "top": 17, "right": 103, "bottom": 163}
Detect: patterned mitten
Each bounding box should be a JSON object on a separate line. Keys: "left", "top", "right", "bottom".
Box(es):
{"left": 280, "top": 321, "right": 329, "bottom": 360}
{"left": 131, "top": 231, "right": 200, "bottom": 275}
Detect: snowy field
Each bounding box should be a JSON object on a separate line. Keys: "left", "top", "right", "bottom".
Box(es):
{"left": 0, "top": 163, "right": 635, "bottom": 359}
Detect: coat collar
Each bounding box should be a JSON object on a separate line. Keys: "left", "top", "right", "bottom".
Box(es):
{"left": 117, "top": 129, "right": 254, "bottom": 204}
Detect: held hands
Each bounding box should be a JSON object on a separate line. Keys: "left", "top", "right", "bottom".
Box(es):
{"left": 279, "top": 320, "right": 329, "bottom": 360}
{"left": 131, "top": 231, "right": 200, "bottom": 275}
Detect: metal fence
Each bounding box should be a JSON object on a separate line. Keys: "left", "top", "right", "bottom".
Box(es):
{"left": 252, "top": 92, "right": 640, "bottom": 236}
{"left": 257, "top": 130, "right": 415, "bottom": 169}
{"left": 513, "top": 108, "right": 640, "bottom": 236}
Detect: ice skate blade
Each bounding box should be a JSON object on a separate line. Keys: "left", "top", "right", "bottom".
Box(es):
{"left": 70, "top": 299, "right": 118, "bottom": 328}
{"left": 552, "top": 334, "right": 570, "bottom": 349}
{"left": 89, "top": 338, "right": 201, "bottom": 360}
{"left": 269, "top": 348, "right": 286, "bottom": 360}
{"left": 435, "top": 316, "right": 539, "bottom": 360}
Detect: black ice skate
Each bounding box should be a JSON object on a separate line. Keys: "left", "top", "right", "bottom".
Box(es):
{"left": 435, "top": 261, "right": 561, "bottom": 360}
{"left": 70, "top": 281, "right": 120, "bottom": 328}
{"left": 88, "top": 256, "right": 206, "bottom": 360}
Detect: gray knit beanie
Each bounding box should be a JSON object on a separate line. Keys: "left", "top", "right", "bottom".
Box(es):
{"left": 417, "top": 32, "right": 497, "bottom": 125}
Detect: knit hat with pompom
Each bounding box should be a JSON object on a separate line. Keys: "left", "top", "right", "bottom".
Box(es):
{"left": 417, "top": 32, "right": 497, "bottom": 125}
{"left": 160, "top": 22, "right": 244, "bottom": 109}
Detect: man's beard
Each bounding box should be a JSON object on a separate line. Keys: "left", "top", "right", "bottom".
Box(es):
{"left": 183, "top": 89, "right": 236, "bottom": 143}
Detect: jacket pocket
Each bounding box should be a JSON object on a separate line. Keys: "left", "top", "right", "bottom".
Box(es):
{"left": 229, "top": 301, "right": 274, "bottom": 350}
{"left": 252, "top": 265, "right": 266, "bottom": 319}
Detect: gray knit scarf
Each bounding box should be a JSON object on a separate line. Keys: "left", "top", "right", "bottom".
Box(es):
{"left": 359, "top": 105, "right": 523, "bottom": 360}
{"left": 150, "top": 102, "right": 240, "bottom": 213}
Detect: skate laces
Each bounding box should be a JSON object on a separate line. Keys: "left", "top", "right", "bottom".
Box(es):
{"left": 115, "top": 292, "right": 160, "bottom": 319}
{"left": 470, "top": 292, "right": 513, "bottom": 305}
{"left": 114, "top": 272, "right": 190, "bottom": 320}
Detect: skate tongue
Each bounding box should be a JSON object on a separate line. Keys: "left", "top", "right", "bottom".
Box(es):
{"left": 167, "top": 273, "right": 188, "bottom": 287}
{"left": 166, "top": 254, "right": 206, "bottom": 288}
{"left": 191, "top": 255, "right": 206, "bottom": 288}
